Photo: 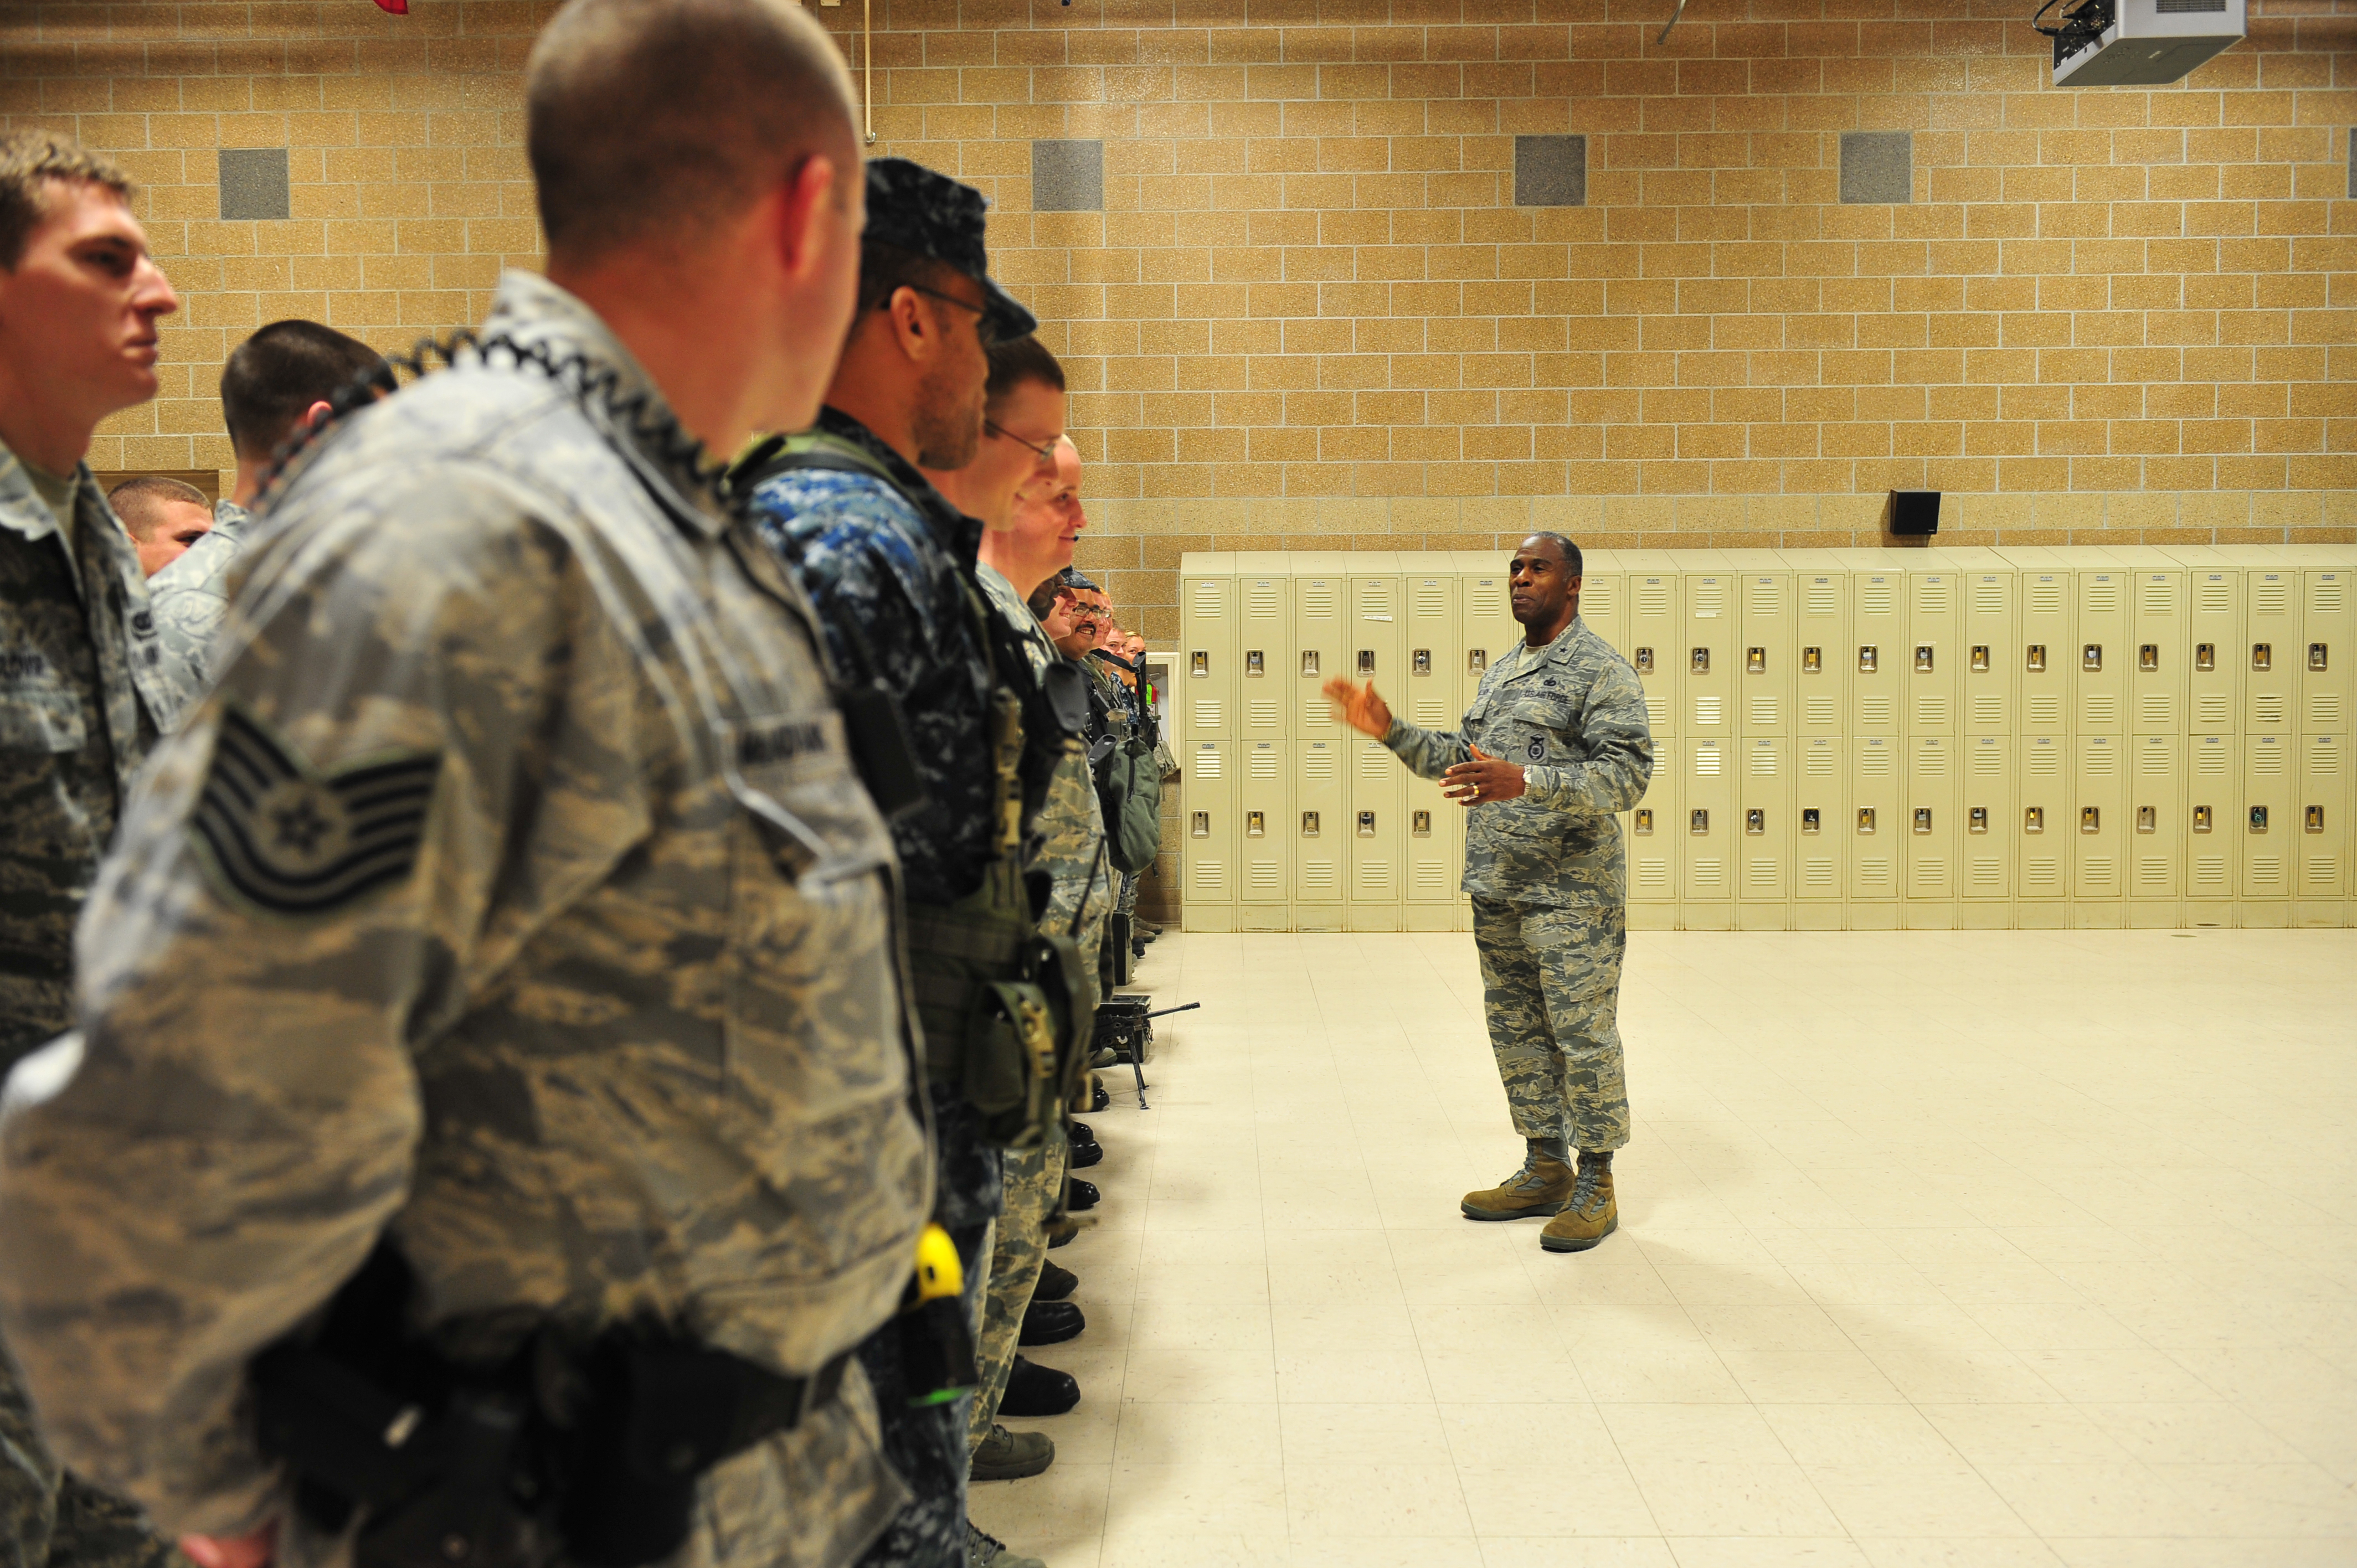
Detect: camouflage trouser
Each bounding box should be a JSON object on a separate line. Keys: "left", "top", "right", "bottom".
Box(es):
{"left": 1115, "top": 871, "right": 1139, "bottom": 919}
{"left": 848, "top": 1220, "right": 991, "bottom": 1568}
{"left": 965, "top": 1127, "right": 1069, "bottom": 1451}
{"left": 1470, "top": 896, "right": 1632, "bottom": 1153}
{"left": 1, "top": 1338, "right": 186, "bottom": 1568}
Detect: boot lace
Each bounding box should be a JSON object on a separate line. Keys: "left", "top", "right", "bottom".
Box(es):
{"left": 1569, "top": 1166, "right": 1602, "bottom": 1215}
{"left": 968, "top": 1525, "right": 1007, "bottom": 1568}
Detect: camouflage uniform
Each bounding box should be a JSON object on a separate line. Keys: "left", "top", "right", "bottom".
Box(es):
{"left": 967, "top": 564, "right": 1106, "bottom": 1451}
{"left": 1382, "top": 616, "right": 1652, "bottom": 1153}
{"left": 0, "top": 272, "right": 933, "bottom": 1568}
{"left": 743, "top": 412, "right": 1007, "bottom": 1568}
{"left": 0, "top": 450, "right": 187, "bottom": 1568}
{"left": 142, "top": 498, "right": 251, "bottom": 721}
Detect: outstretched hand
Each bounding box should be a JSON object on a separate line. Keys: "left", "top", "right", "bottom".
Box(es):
{"left": 181, "top": 1525, "right": 276, "bottom": 1568}
{"left": 1321, "top": 677, "right": 1392, "bottom": 739}
{"left": 1442, "top": 745, "right": 1527, "bottom": 805}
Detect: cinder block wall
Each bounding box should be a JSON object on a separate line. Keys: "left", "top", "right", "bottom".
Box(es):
{"left": 4, "top": 0, "right": 2351, "bottom": 644}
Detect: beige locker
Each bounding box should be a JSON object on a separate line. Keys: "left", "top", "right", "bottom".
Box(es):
{"left": 2018, "top": 733, "right": 2068, "bottom": 921}
{"left": 1181, "top": 737, "right": 1234, "bottom": 931}
{"left": 1458, "top": 552, "right": 1521, "bottom": 720}
{"left": 1402, "top": 766, "right": 1463, "bottom": 931}
{"left": 1847, "top": 734, "right": 1901, "bottom": 925}
{"left": 1235, "top": 554, "right": 1293, "bottom": 743}
{"left": 1349, "top": 558, "right": 1406, "bottom": 705}
{"left": 1399, "top": 556, "right": 1462, "bottom": 737}
{"left": 1576, "top": 548, "right": 1628, "bottom": 658}
{"left": 1903, "top": 735, "right": 1959, "bottom": 926}
{"left": 1624, "top": 760, "right": 1677, "bottom": 929}
{"left": 1178, "top": 556, "right": 1237, "bottom": 741}
{"left": 2005, "top": 548, "right": 2075, "bottom": 740}
{"left": 1959, "top": 556, "right": 2018, "bottom": 734}
{"left": 2071, "top": 733, "right": 2126, "bottom": 921}
{"left": 2274, "top": 548, "right": 2353, "bottom": 734}
{"left": 1835, "top": 551, "right": 1904, "bottom": 736}
{"left": 1235, "top": 736, "right": 1290, "bottom": 927}
{"left": 2294, "top": 731, "right": 2348, "bottom": 925}
{"left": 2242, "top": 553, "right": 2299, "bottom": 736}
{"left": 1291, "top": 554, "right": 1351, "bottom": 740}
{"left": 1293, "top": 735, "right": 1348, "bottom": 926}
{"left": 1736, "top": 735, "right": 1792, "bottom": 929}
{"left": 2166, "top": 546, "right": 2244, "bottom": 737}
{"left": 1782, "top": 551, "right": 1850, "bottom": 740}
{"left": 1679, "top": 736, "right": 1733, "bottom": 926}
{"left": 1681, "top": 555, "right": 1737, "bottom": 739}
{"left": 1350, "top": 736, "right": 1403, "bottom": 932}
{"left": 2073, "top": 559, "right": 2130, "bottom": 735}
{"left": 1726, "top": 551, "right": 1793, "bottom": 737}
{"left": 2186, "top": 733, "right": 2237, "bottom": 917}
{"left": 2110, "top": 549, "right": 2190, "bottom": 735}
{"left": 2239, "top": 732, "right": 2292, "bottom": 922}
{"left": 2126, "top": 734, "right": 2185, "bottom": 925}
{"left": 1623, "top": 551, "right": 1680, "bottom": 742}
{"left": 1961, "top": 733, "right": 2014, "bottom": 924}
{"left": 1792, "top": 734, "right": 1846, "bottom": 929}
{"left": 1905, "top": 551, "right": 1964, "bottom": 737}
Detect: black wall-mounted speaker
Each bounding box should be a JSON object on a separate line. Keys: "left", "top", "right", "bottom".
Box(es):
{"left": 1884, "top": 489, "right": 1941, "bottom": 536}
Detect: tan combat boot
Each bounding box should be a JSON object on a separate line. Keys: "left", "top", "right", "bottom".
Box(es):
{"left": 1539, "top": 1157, "right": 1617, "bottom": 1252}
{"left": 1461, "top": 1156, "right": 1574, "bottom": 1221}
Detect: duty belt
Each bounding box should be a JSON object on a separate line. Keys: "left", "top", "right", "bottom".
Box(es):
{"left": 903, "top": 899, "right": 1027, "bottom": 1066}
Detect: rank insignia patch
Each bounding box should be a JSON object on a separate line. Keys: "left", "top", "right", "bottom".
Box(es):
{"left": 190, "top": 705, "right": 442, "bottom": 917}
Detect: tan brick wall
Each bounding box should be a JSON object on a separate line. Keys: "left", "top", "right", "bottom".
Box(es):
{"left": 5, "top": 0, "right": 2351, "bottom": 641}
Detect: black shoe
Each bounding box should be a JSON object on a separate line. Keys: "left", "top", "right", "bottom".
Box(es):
{"left": 1046, "top": 1218, "right": 1078, "bottom": 1248}
{"left": 1000, "top": 1356, "right": 1079, "bottom": 1418}
{"left": 1033, "top": 1260, "right": 1078, "bottom": 1302}
{"left": 1064, "top": 1119, "right": 1098, "bottom": 1148}
{"left": 1020, "top": 1299, "right": 1084, "bottom": 1347}
{"left": 1069, "top": 1139, "right": 1103, "bottom": 1169}
{"left": 1066, "top": 1177, "right": 1099, "bottom": 1211}
{"left": 1091, "top": 1082, "right": 1109, "bottom": 1112}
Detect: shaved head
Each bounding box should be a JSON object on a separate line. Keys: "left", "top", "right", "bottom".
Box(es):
{"left": 527, "top": 0, "right": 858, "bottom": 265}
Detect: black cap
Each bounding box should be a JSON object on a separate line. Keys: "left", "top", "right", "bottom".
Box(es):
{"left": 863, "top": 157, "right": 1037, "bottom": 342}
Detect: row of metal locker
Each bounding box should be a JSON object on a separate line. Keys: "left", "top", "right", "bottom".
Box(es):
{"left": 1175, "top": 545, "right": 2353, "bottom": 932}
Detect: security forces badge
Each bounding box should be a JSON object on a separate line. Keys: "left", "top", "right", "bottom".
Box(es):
{"left": 1527, "top": 734, "right": 1545, "bottom": 762}
{"left": 189, "top": 704, "right": 442, "bottom": 917}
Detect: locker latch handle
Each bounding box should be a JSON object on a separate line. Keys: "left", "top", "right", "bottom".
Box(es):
{"left": 1412, "top": 649, "right": 1432, "bottom": 675}
{"left": 2080, "top": 806, "right": 2100, "bottom": 833}
{"left": 1466, "top": 649, "right": 1486, "bottom": 675}
{"left": 1689, "top": 808, "right": 1709, "bottom": 835}
{"left": 1857, "top": 645, "right": 1878, "bottom": 674}
{"left": 1970, "top": 645, "right": 1990, "bottom": 672}
{"left": 1356, "top": 811, "right": 1376, "bottom": 837}
{"left": 2305, "top": 806, "right": 2324, "bottom": 834}
{"left": 1744, "top": 809, "right": 1764, "bottom": 835}
{"left": 1300, "top": 651, "right": 1320, "bottom": 678}
{"left": 1190, "top": 651, "right": 1209, "bottom": 677}
{"left": 1633, "top": 809, "right": 1654, "bottom": 835}
{"left": 2193, "top": 804, "right": 2212, "bottom": 833}
{"left": 1968, "top": 807, "right": 1988, "bottom": 833}
{"left": 1690, "top": 648, "right": 1710, "bottom": 674}
{"left": 1913, "top": 808, "right": 1933, "bottom": 834}
{"left": 1245, "top": 650, "right": 1264, "bottom": 676}
{"left": 1190, "top": 812, "right": 1211, "bottom": 837}
{"left": 2309, "top": 643, "right": 2328, "bottom": 673}
{"left": 2026, "top": 644, "right": 2046, "bottom": 673}
{"left": 2136, "top": 806, "right": 2155, "bottom": 833}
{"left": 2251, "top": 643, "right": 2271, "bottom": 672}
{"left": 1245, "top": 811, "right": 1265, "bottom": 837}
{"left": 1357, "top": 651, "right": 1376, "bottom": 677}
{"left": 1746, "top": 647, "right": 1765, "bottom": 673}
{"left": 1411, "top": 811, "right": 1431, "bottom": 837}
{"left": 2195, "top": 643, "right": 2216, "bottom": 671}
{"left": 1914, "top": 645, "right": 1934, "bottom": 673}
{"left": 1634, "top": 647, "right": 1655, "bottom": 674}
{"left": 2025, "top": 807, "right": 2044, "bottom": 833}
{"left": 1802, "top": 646, "right": 1822, "bottom": 673}
{"left": 2248, "top": 806, "right": 2268, "bottom": 833}
{"left": 2139, "top": 644, "right": 2159, "bottom": 673}
{"left": 2082, "top": 644, "right": 2102, "bottom": 673}
{"left": 1857, "top": 808, "right": 1876, "bottom": 834}
{"left": 1301, "top": 811, "right": 1320, "bottom": 837}
{"left": 1801, "top": 808, "right": 1821, "bottom": 834}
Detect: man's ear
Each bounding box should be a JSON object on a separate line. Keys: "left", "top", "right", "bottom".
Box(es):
{"left": 302, "top": 400, "right": 333, "bottom": 431}
{"left": 775, "top": 152, "right": 838, "bottom": 287}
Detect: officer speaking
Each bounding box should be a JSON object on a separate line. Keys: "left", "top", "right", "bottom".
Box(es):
{"left": 1325, "top": 532, "right": 1654, "bottom": 1254}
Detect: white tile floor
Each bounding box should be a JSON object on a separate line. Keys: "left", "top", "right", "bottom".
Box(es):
{"left": 969, "top": 927, "right": 2357, "bottom": 1568}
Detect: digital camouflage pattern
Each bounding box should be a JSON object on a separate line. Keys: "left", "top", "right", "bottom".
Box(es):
{"left": 966, "top": 1133, "right": 1068, "bottom": 1452}
{"left": 0, "top": 450, "right": 185, "bottom": 1568}
{"left": 747, "top": 409, "right": 997, "bottom": 914}
{"left": 0, "top": 272, "right": 933, "bottom": 1568}
{"left": 1381, "top": 615, "right": 1652, "bottom": 909}
{"left": 1470, "top": 897, "right": 1632, "bottom": 1152}
{"left": 1382, "top": 615, "right": 1650, "bottom": 1156}
{"left": 142, "top": 498, "right": 251, "bottom": 721}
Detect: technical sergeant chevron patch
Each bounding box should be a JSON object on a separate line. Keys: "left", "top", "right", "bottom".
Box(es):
{"left": 189, "top": 704, "right": 442, "bottom": 917}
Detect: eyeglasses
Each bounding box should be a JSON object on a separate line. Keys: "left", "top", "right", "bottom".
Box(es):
{"left": 899, "top": 283, "right": 1001, "bottom": 347}
{"left": 985, "top": 421, "right": 1062, "bottom": 464}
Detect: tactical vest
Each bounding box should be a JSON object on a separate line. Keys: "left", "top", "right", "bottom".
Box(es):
{"left": 733, "top": 430, "right": 1091, "bottom": 1148}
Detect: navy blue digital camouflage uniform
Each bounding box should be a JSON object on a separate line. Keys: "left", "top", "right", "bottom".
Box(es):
{"left": 747, "top": 407, "right": 1000, "bottom": 1568}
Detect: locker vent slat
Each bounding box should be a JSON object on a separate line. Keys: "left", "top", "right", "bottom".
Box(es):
{"left": 1690, "top": 579, "right": 1724, "bottom": 618}
{"left": 1694, "top": 695, "right": 1723, "bottom": 726}
{"left": 1806, "top": 581, "right": 1838, "bottom": 616}
{"left": 2198, "top": 580, "right": 2229, "bottom": 615}
{"left": 2030, "top": 581, "right": 2064, "bottom": 614}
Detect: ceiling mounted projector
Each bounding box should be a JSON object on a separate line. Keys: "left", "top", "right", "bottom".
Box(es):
{"left": 2038, "top": 0, "right": 2246, "bottom": 86}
